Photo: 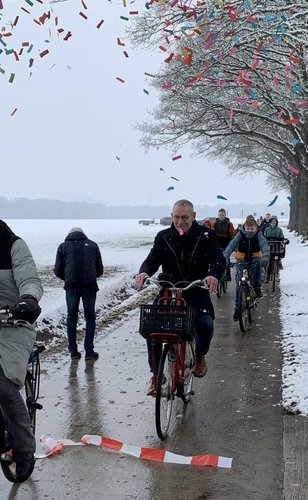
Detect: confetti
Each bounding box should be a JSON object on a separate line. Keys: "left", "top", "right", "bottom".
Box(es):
{"left": 267, "top": 195, "right": 278, "bottom": 207}
{"left": 287, "top": 165, "right": 300, "bottom": 175}
{"left": 96, "top": 19, "right": 104, "bottom": 29}
{"left": 123, "top": 50, "right": 129, "bottom": 58}
{"left": 117, "top": 38, "right": 125, "bottom": 46}
{"left": 217, "top": 195, "right": 227, "bottom": 200}
{"left": 9, "top": 72, "right": 15, "bottom": 83}
{"left": 79, "top": 12, "right": 88, "bottom": 20}
{"left": 167, "top": 186, "right": 174, "bottom": 191}
{"left": 120, "top": 16, "right": 129, "bottom": 21}
{"left": 172, "top": 155, "right": 182, "bottom": 161}
{"left": 39, "top": 49, "right": 49, "bottom": 58}
{"left": 116, "top": 77, "right": 125, "bottom": 83}
{"left": 170, "top": 176, "right": 180, "bottom": 181}
{"left": 143, "top": 89, "right": 149, "bottom": 95}
{"left": 10, "top": 107, "right": 17, "bottom": 116}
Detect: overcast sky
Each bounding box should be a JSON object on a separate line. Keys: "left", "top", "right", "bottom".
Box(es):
{"left": 0, "top": 0, "right": 287, "bottom": 208}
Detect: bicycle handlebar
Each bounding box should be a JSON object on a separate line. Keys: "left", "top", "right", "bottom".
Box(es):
{"left": 0, "top": 307, "right": 29, "bottom": 325}
{"left": 144, "top": 277, "right": 209, "bottom": 291}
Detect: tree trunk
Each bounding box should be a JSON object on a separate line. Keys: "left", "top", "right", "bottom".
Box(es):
{"left": 297, "top": 174, "right": 308, "bottom": 238}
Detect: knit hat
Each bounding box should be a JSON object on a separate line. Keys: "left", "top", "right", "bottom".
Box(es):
{"left": 68, "top": 227, "right": 85, "bottom": 234}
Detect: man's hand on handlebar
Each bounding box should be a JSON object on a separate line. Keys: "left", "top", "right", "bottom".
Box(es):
{"left": 204, "top": 276, "right": 218, "bottom": 293}
{"left": 135, "top": 272, "right": 149, "bottom": 290}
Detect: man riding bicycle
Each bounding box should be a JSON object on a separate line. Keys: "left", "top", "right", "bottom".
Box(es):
{"left": 0, "top": 220, "right": 42, "bottom": 482}
{"left": 211, "top": 208, "right": 236, "bottom": 280}
{"left": 135, "top": 199, "right": 225, "bottom": 395}
{"left": 223, "top": 217, "right": 270, "bottom": 321}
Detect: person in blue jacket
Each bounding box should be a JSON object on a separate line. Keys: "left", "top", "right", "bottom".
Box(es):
{"left": 224, "top": 217, "right": 270, "bottom": 321}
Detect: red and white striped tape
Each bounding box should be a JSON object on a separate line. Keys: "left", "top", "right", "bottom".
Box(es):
{"left": 37, "top": 434, "right": 232, "bottom": 468}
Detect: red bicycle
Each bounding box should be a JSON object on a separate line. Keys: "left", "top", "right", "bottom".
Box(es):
{"left": 139, "top": 277, "right": 207, "bottom": 439}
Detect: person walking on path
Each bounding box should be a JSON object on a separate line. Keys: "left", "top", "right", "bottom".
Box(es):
{"left": 54, "top": 227, "right": 104, "bottom": 361}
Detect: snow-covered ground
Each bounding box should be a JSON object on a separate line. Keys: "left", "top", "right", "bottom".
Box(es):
{"left": 5, "top": 218, "right": 308, "bottom": 415}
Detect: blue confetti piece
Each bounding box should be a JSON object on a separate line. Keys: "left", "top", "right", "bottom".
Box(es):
{"left": 143, "top": 89, "right": 149, "bottom": 95}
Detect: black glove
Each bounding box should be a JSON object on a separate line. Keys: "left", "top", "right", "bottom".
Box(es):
{"left": 13, "top": 295, "right": 41, "bottom": 324}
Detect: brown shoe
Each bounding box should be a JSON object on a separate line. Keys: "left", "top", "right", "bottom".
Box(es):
{"left": 146, "top": 377, "right": 156, "bottom": 397}
{"left": 193, "top": 356, "right": 208, "bottom": 378}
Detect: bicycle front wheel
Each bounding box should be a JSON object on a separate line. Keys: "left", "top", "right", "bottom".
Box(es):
{"left": 0, "top": 408, "right": 18, "bottom": 483}
{"left": 238, "top": 285, "right": 249, "bottom": 333}
{"left": 155, "top": 344, "right": 176, "bottom": 440}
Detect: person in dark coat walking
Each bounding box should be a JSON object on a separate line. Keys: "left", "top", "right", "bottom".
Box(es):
{"left": 54, "top": 228, "right": 104, "bottom": 360}
{"left": 135, "top": 200, "right": 225, "bottom": 395}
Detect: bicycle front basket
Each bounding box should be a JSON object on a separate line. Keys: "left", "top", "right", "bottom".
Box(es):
{"left": 268, "top": 240, "right": 286, "bottom": 258}
{"left": 139, "top": 304, "right": 195, "bottom": 340}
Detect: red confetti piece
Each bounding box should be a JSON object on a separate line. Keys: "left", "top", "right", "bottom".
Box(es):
{"left": 159, "top": 45, "right": 167, "bottom": 52}
{"left": 57, "top": 28, "right": 64, "bottom": 34}
{"left": 79, "top": 12, "right": 88, "bottom": 20}
{"left": 63, "top": 31, "right": 72, "bottom": 41}
{"left": 129, "top": 11, "right": 138, "bottom": 14}
{"left": 13, "top": 16, "right": 19, "bottom": 26}
{"left": 13, "top": 51, "right": 19, "bottom": 61}
{"left": 22, "top": 42, "right": 30, "bottom": 47}
{"left": 55, "top": 16, "right": 58, "bottom": 26}
{"left": 297, "top": 101, "right": 308, "bottom": 109}
{"left": 18, "top": 48, "right": 24, "bottom": 56}
{"left": 117, "top": 38, "right": 125, "bottom": 46}
{"left": 96, "top": 19, "right": 104, "bottom": 29}
{"left": 164, "top": 53, "right": 174, "bottom": 63}
{"left": 2, "top": 32, "right": 12, "bottom": 37}
{"left": 11, "top": 108, "right": 18, "bottom": 116}
{"left": 123, "top": 51, "right": 129, "bottom": 58}
{"left": 172, "top": 155, "right": 182, "bottom": 161}
{"left": 0, "top": 0, "right": 3, "bottom": 9}
{"left": 81, "top": 0, "right": 88, "bottom": 9}
{"left": 116, "top": 77, "right": 125, "bottom": 83}
{"left": 161, "top": 83, "right": 173, "bottom": 90}
{"left": 285, "top": 118, "right": 299, "bottom": 125}
{"left": 39, "top": 49, "right": 49, "bottom": 58}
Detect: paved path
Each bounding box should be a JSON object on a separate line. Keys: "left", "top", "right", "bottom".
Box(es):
{"left": 1, "top": 280, "right": 285, "bottom": 499}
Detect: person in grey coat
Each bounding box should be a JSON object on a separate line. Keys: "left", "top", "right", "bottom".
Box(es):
{"left": 54, "top": 228, "right": 104, "bottom": 361}
{"left": 0, "top": 220, "right": 43, "bottom": 482}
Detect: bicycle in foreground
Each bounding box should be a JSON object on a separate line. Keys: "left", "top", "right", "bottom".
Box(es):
{"left": 235, "top": 263, "right": 259, "bottom": 333}
{"left": 0, "top": 308, "right": 45, "bottom": 483}
{"left": 265, "top": 238, "right": 289, "bottom": 292}
{"left": 139, "top": 277, "right": 207, "bottom": 439}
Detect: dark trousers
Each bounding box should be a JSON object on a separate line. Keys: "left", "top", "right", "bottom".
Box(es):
{"left": 0, "top": 366, "right": 35, "bottom": 461}
{"left": 66, "top": 288, "right": 97, "bottom": 354}
{"left": 147, "top": 312, "right": 214, "bottom": 373}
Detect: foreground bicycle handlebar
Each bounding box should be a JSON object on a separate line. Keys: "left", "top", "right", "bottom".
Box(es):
{"left": 144, "top": 277, "right": 209, "bottom": 292}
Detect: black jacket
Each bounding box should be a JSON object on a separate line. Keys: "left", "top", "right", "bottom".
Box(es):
{"left": 139, "top": 221, "right": 225, "bottom": 318}
{"left": 54, "top": 231, "right": 104, "bottom": 291}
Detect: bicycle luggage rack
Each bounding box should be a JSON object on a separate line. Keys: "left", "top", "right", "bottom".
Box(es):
{"left": 139, "top": 305, "right": 195, "bottom": 340}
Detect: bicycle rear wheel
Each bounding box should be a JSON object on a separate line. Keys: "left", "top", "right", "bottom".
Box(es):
{"left": 272, "top": 261, "right": 278, "bottom": 292}
{"left": 238, "top": 285, "right": 249, "bottom": 333}
{"left": 182, "top": 340, "right": 196, "bottom": 404}
{"left": 155, "top": 344, "right": 176, "bottom": 439}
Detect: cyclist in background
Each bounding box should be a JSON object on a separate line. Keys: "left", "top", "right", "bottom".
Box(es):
{"left": 135, "top": 199, "right": 225, "bottom": 395}
{"left": 223, "top": 217, "right": 270, "bottom": 321}
{"left": 263, "top": 216, "right": 285, "bottom": 283}
{"left": 259, "top": 213, "right": 271, "bottom": 234}
{"left": 211, "top": 208, "right": 236, "bottom": 280}
{"left": 0, "top": 220, "right": 42, "bottom": 482}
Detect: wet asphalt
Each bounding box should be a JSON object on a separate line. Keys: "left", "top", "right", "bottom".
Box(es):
{"left": 0, "top": 277, "right": 283, "bottom": 500}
